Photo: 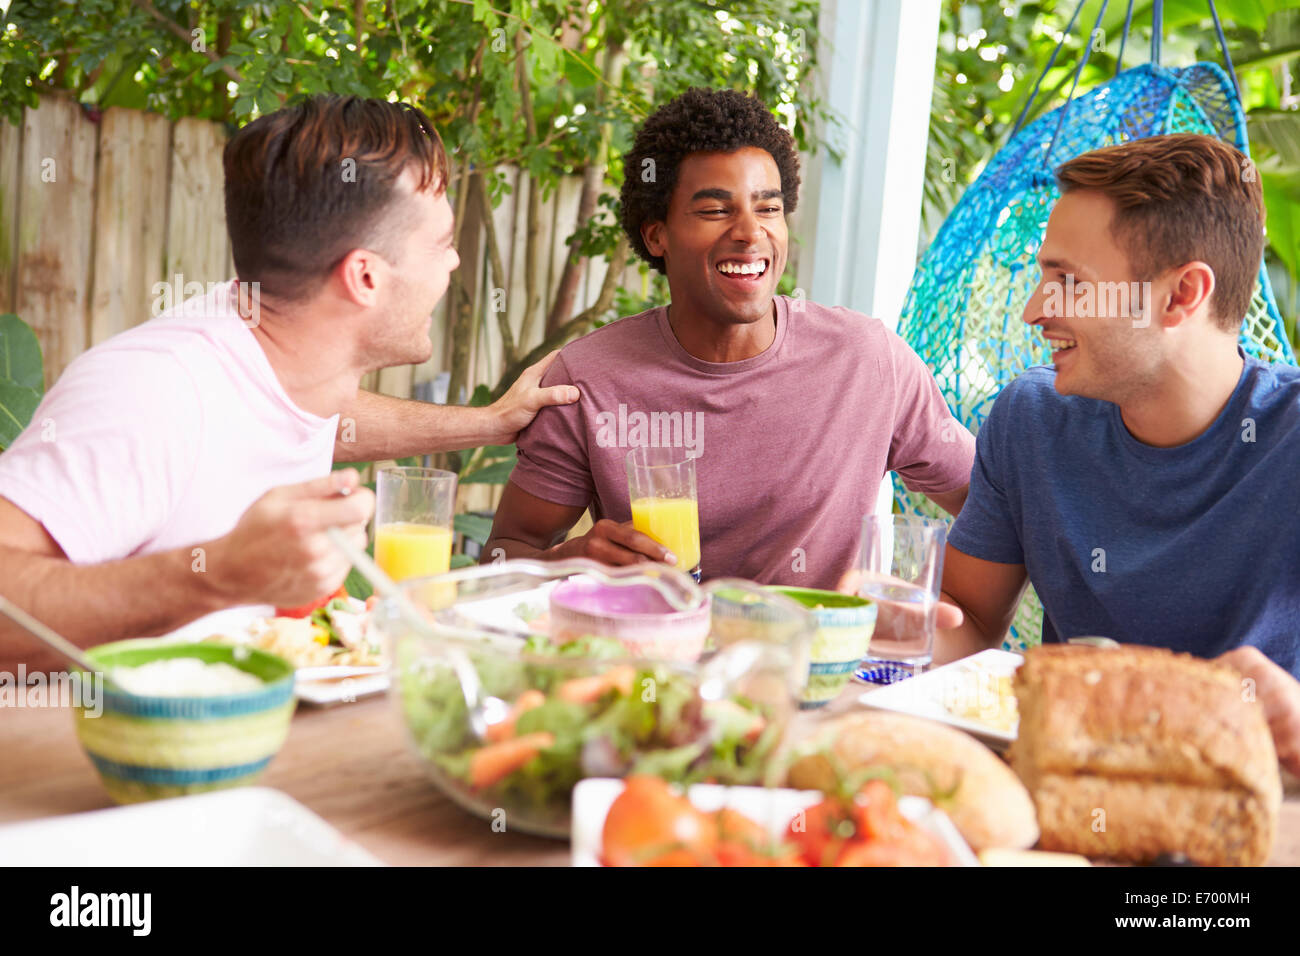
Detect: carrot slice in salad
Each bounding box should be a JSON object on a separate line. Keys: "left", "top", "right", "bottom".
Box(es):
{"left": 468, "top": 732, "right": 555, "bottom": 789}
{"left": 556, "top": 666, "right": 636, "bottom": 704}
{"left": 484, "top": 689, "right": 547, "bottom": 743}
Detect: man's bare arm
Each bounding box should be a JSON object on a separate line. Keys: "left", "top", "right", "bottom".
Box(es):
{"left": 0, "top": 472, "right": 373, "bottom": 652}
{"left": 335, "top": 390, "right": 501, "bottom": 461}
{"left": 926, "top": 483, "right": 969, "bottom": 517}
{"left": 484, "top": 481, "right": 673, "bottom": 566}
{"left": 334, "top": 352, "right": 580, "bottom": 462}
{"left": 933, "top": 543, "right": 1028, "bottom": 665}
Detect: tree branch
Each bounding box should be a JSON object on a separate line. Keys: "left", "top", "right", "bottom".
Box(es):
{"left": 131, "top": 0, "right": 242, "bottom": 84}
{"left": 476, "top": 172, "right": 517, "bottom": 364}
{"left": 544, "top": 38, "right": 626, "bottom": 334}
{"left": 514, "top": 27, "right": 544, "bottom": 352}
{"left": 492, "top": 237, "right": 628, "bottom": 400}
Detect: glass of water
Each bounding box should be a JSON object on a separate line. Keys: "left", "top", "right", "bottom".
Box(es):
{"left": 856, "top": 515, "right": 948, "bottom": 684}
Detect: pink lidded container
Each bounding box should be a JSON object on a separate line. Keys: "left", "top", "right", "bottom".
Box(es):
{"left": 548, "top": 575, "right": 712, "bottom": 661}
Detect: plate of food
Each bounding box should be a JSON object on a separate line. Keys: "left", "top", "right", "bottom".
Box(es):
{"left": 858, "top": 648, "right": 1024, "bottom": 747}
{"left": 164, "top": 589, "right": 389, "bottom": 705}
{"left": 571, "top": 777, "right": 979, "bottom": 866}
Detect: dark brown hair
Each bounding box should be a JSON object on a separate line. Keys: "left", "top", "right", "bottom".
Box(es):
{"left": 224, "top": 94, "right": 449, "bottom": 302}
{"left": 1055, "top": 133, "right": 1265, "bottom": 331}
{"left": 621, "top": 87, "right": 801, "bottom": 274}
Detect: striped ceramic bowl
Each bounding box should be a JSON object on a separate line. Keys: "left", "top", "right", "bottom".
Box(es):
{"left": 73, "top": 640, "right": 296, "bottom": 804}
{"left": 767, "top": 587, "right": 877, "bottom": 709}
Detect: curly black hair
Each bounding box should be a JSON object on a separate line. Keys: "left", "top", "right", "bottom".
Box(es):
{"left": 620, "top": 88, "right": 801, "bottom": 274}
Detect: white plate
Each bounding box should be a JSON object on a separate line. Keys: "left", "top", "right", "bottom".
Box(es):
{"left": 858, "top": 648, "right": 1024, "bottom": 747}
{"left": 570, "top": 779, "right": 978, "bottom": 867}
{"left": 153, "top": 604, "right": 386, "bottom": 705}
{"left": 448, "top": 581, "right": 557, "bottom": 635}
{"left": 294, "top": 672, "right": 390, "bottom": 707}
{"left": 0, "top": 787, "right": 384, "bottom": 866}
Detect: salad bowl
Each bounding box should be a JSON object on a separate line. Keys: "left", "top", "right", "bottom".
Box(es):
{"left": 373, "top": 560, "right": 814, "bottom": 839}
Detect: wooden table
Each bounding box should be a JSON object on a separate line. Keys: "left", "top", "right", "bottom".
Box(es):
{"left": 2, "top": 689, "right": 1298, "bottom": 866}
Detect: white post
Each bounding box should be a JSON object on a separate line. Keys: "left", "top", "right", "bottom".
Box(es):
{"left": 798, "top": 0, "right": 941, "bottom": 332}
{"left": 796, "top": 0, "right": 941, "bottom": 518}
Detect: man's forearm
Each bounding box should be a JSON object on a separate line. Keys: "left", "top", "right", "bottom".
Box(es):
{"left": 932, "top": 589, "right": 1003, "bottom": 665}
{"left": 0, "top": 545, "right": 230, "bottom": 650}
{"left": 481, "top": 533, "right": 572, "bottom": 563}
{"left": 335, "top": 390, "right": 507, "bottom": 462}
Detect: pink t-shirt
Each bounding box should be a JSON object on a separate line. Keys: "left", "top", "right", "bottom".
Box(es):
{"left": 512, "top": 296, "right": 975, "bottom": 588}
{"left": 0, "top": 280, "right": 338, "bottom": 567}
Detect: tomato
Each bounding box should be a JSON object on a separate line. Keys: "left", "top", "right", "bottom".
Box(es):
{"left": 786, "top": 798, "right": 855, "bottom": 867}
{"left": 852, "top": 779, "right": 907, "bottom": 842}
{"left": 835, "top": 838, "right": 909, "bottom": 867}
{"left": 714, "top": 841, "right": 778, "bottom": 867}
{"left": 714, "top": 807, "right": 768, "bottom": 850}
{"left": 894, "top": 822, "right": 953, "bottom": 866}
{"left": 602, "top": 776, "right": 717, "bottom": 867}
{"left": 276, "top": 585, "right": 348, "bottom": 619}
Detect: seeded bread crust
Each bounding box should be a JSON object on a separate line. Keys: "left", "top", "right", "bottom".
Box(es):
{"left": 1010, "top": 644, "right": 1281, "bottom": 865}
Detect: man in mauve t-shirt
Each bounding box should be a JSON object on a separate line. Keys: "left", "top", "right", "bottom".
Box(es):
{"left": 486, "top": 88, "right": 975, "bottom": 588}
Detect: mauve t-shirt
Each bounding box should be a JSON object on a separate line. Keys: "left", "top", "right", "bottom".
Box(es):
{"left": 511, "top": 296, "right": 975, "bottom": 587}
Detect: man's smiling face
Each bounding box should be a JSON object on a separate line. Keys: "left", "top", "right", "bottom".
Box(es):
{"left": 1022, "top": 189, "right": 1164, "bottom": 403}
{"left": 642, "top": 147, "right": 788, "bottom": 328}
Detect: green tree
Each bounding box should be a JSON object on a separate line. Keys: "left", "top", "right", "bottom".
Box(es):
{"left": 2, "top": 0, "right": 827, "bottom": 396}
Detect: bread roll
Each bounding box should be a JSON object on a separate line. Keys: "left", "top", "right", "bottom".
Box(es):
{"left": 786, "top": 710, "right": 1040, "bottom": 850}
{"left": 1010, "top": 644, "right": 1282, "bottom": 866}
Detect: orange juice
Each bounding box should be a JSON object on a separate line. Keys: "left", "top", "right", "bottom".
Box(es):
{"left": 630, "top": 496, "right": 700, "bottom": 573}
{"left": 374, "top": 522, "right": 453, "bottom": 582}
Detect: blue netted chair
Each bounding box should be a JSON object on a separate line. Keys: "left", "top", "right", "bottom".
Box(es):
{"left": 895, "top": 3, "right": 1296, "bottom": 649}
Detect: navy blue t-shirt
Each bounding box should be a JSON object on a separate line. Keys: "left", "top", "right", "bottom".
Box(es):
{"left": 948, "top": 355, "right": 1300, "bottom": 678}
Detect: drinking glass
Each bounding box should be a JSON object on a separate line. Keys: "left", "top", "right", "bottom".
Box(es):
{"left": 856, "top": 515, "right": 948, "bottom": 683}
{"left": 374, "top": 467, "right": 458, "bottom": 582}
{"left": 625, "top": 447, "right": 701, "bottom": 582}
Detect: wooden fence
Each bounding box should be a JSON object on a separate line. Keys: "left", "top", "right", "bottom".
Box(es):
{"left": 0, "top": 96, "right": 643, "bottom": 403}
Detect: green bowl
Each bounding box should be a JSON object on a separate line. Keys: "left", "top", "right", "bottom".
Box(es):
{"left": 767, "top": 587, "right": 876, "bottom": 708}
{"left": 73, "top": 640, "right": 296, "bottom": 804}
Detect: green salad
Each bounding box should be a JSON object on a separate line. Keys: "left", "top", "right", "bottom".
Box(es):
{"left": 396, "top": 634, "right": 780, "bottom": 831}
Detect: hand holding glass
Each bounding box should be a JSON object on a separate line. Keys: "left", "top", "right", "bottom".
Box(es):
{"left": 857, "top": 515, "right": 948, "bottom": 678}
{"left": 625, "top": 447, "right": 702, "bottom": 581}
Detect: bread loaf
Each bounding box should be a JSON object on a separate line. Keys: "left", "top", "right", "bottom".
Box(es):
{"left": 786, "top": 710, "right": 1040, "bottom": 850}
{"left": 1010, "top": 644, "right": 1282, "bottom": 866}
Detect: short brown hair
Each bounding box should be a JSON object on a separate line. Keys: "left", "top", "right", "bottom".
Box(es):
{"left": 224, "top": 94, "right": 449, "bottom": 302}
{"left": 1055, "top": 133, "right": 1265, "bottom": 331}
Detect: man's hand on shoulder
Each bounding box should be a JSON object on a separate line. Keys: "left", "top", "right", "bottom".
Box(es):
{"left": 489, "top": 350, "right": 581, "bottom": 445}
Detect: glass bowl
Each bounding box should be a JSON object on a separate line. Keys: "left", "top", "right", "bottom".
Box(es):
{"left": 373, "top": 559, "right": 813, "bottom": 838}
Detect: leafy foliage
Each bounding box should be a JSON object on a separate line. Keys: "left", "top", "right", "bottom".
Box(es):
{"left": 0, "top": 314, "right": 44, "bottom": 451}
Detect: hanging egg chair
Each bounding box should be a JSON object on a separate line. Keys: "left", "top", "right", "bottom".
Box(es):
{"left": 897, "top": 0, "right": 1296, "bottom": 648}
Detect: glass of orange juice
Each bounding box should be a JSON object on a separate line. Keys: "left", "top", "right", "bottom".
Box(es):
{"left": 625, "top": 447, "right": 701, "bottom": 581}
{"left": 374, "top": 466, "right": 457, "bottom": 583}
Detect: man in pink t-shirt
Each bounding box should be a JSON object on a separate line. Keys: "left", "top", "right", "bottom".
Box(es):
{"left": 0, "top": 96, "right": 575, "bottom": 654}
{"left": 486, "top": 89, "right": 974, "bottom": 588}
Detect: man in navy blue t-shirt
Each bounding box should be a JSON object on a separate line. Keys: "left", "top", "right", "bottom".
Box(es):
{"left": 937, "top": 134, "right": 1300, "bottom": 770}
